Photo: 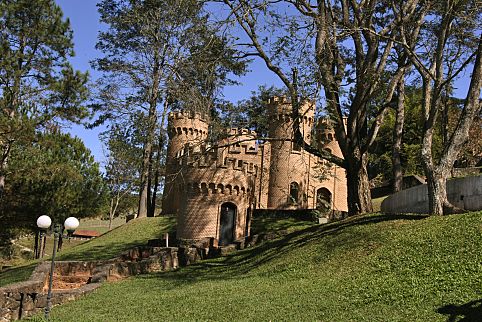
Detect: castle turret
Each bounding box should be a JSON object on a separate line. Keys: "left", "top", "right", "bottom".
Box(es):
{"left": 162, "top": 110, "right": 209, "bottom": 215}
{"left": 266, "top": 96, "right": 315, "bottom": 208}
{"left": 177, "top": 153, "right": 255, "bottom": 244}
{"left": 315, "top": 117, "right": 345, "bottom": 159}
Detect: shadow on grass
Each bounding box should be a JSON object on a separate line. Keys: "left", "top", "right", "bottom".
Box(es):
{"left": 0, "top": 263, "right": 37, "bottom": 287}
{"left": 437, "top": 299, "right": 482, "bottom": 322}
{"left": 144, "top": 213, "right": 427, "bottom": 288}
{"left": 250, "top": 217, "right": 315, "bottom": 235}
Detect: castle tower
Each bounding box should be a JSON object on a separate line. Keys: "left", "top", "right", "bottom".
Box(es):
{"left": 310, "top": 117, "right": 348, "bottom": 214}
{"left": 162, "top": 110, "right": 209, "bottom": 215}
{"left": 266, "top": 96, "right": 315, "bottom": 208}
{"left": 315, "top": 117, "right": 345, "bottom": 159}
{"left": 176, "top": 154, "right": 255, "bottom": 244}
{"left": 175, "top": 128, "right": 258, "bottom": 243}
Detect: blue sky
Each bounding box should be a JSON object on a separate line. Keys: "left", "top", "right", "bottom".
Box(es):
{"left": 56, "top": 0, "right": 283, "bottom": 166}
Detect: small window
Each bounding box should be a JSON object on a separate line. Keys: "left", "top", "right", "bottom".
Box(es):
{"left": 238, "top": 160, "right": 243, "bottom": 168}
{"left": 289, "top": 182, "right": 299, "bottom": 204}
{"left": 293, "top": 142, "right": 301, "bottom": 151}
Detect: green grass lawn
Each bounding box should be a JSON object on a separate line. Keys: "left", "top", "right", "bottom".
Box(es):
{"left": 1, "top": 217, "right": 126, "bottom": 272}
{"left": 57, "top": 216, "right": 176, "bottom": 261}
{"left": 47, "top": 211, "right": 482, "bottom": 321}
{"left": 0, "top": 217, "right": 175, "bottom": 287}
{"left": 76, "top": 216, "right": 127, "bottom": 234}
{"left": 0, "top": 262, "right": 38, "bottom": 287}
{"left": 250, "top": 215, "right": 315, "bottom": 235}
{"left": 372, "top": 196, "right": 387, "bottom": 213}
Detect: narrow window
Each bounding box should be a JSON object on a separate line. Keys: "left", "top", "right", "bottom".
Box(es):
{"left": 289, "top": 182, "right": 299, "bottom": 203}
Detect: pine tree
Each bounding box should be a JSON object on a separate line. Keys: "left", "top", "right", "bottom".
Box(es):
{"left": 0, "top": 0, "right": 89, "bottom": 198}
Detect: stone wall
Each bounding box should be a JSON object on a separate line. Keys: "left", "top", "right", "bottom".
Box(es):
{"left": 381, "top": 175, "right": 482, "bottom": 214}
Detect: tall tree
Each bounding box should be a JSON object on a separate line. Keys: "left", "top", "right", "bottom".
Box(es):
{"left": 93, "top": 0, "right": 246, "bottom": 218}
{"left": 220, "top": 0, "right": 415, "bottom": 215}
{"left": 102, "top": 124, "right": 140, "bottom": 228}
{"left": 400, "top": 0, "right": 482, "bottom": 215}
{"left": 0, "top": 0, "right": 89, "bottom": 198}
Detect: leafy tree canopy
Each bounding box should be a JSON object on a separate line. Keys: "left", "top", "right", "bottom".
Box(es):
{"left": 0, "top": 131, "right": 108, "bottom": 231}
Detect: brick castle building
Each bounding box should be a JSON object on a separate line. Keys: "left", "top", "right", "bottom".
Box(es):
{"left": 162, "top": 96, "right": 348, "bottom": 245}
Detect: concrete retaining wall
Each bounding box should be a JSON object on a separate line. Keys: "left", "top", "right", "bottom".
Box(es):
{"left": 381, "top": 175, "right": 482, "bottom": 214}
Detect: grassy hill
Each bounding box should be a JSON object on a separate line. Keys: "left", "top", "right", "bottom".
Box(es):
{"left": 0, "top": 217, "right": 175, "bottom": 287}
{"left": 44, "top": 211, "right": 482, "bottom": 322}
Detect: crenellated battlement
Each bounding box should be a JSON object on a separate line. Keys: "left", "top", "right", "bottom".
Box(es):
{"left": 168, "top": 110, "right": 207, "bottom": 122}
{"left": 174, "top": 143, "right": 259, "bottom": 176}
{"left": 184, "top": 181, "right": 252, "bottom": 198}
{"left": 316, "top": 116, "right": 348, "bottom": 135}
{"left": 167, "top": 110, "right": 209, "bottom": 140}
{"left": 225, "top": 127, "right": 257, "bottom": 137}
{"left": 267, "top": 96, "right": 315, "bottom": 125}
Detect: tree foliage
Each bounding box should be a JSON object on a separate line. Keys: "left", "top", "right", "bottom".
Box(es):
{"left": 214, "top": 85, "right": 286, "bottom": 138}
{"left": 0, "top": 0, "right": 90, "bottom": 197}
{"left": 0, "top": 131, "right": 108, "bottom": 232}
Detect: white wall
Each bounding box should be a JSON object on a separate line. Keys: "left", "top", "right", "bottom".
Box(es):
{"left": 381, "top": 175, "right": 482, "bottom": 214}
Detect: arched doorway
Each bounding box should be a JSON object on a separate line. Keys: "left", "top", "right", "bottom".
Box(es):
{"left": 316, "top": 188, "right": 332, "bottom": 214}
{"left": 219, "top": 202, "right": 237, "bottom": 246}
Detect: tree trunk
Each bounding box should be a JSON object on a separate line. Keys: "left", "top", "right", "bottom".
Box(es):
{"left": 148, "top": 96, "right": 169, "bottom": 217}
{"left": 109, "top": 198, "right": 115, "bottom": 230}
{"left": 137, "top": 58, "right": 161, "bottom": 218}
{"left": 346, "top": 152, "right": 373, "bottom": 216}
{"left": 392, "top": 75, "right": 405, "bottom": 192}
{"left": 425, "top": 169, "right": 450, "bottom": 215}
{"left": 148, "top": 167, "right": 160, "bottom": 217}
{"left": 423, "top": 35, "right": 482, "bottom": 215}
{"left": 137, "top": 129, "right": 152, "bottom": 218}
{"left": 0, "top": 174, "right": 4, "bottom": 199}
{"left": 146, "top": 152, "right": 153, "bottom": 216}
{"left": 148, "top": 147, "right": 161, "bottom": 217}
{"left": 0, "top": 135, "right": 13, "bottom": 200}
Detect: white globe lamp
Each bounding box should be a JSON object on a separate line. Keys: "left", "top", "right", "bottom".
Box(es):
{"left": 64, "top": 217, "right": 80, "bottom": 233}
{"left": 36, "top": 215, "right": 52, "bottom": 230}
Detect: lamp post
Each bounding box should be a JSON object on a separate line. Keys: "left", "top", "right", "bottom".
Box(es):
{"left": 36, "top": 216, "right": 79, "bottom": 320}
{"left": 36, "top": 216, "right": 52, "bottom": 259}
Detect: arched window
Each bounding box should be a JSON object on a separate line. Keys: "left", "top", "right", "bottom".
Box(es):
{"left": 316, "top": 188, "right": 332, "bottom": 213}
{"left": 289, "top": 182, "right": 299, "bottom": 204}
{"left": 200, "top": 183, "right": 208, "bottom": 194}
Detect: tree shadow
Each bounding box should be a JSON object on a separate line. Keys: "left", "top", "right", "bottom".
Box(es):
{"left": 437, "top": 299, "right": 482, "bottom": 322}
{"left": 144, "top": 213, "right": 427, "bottom": 288}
